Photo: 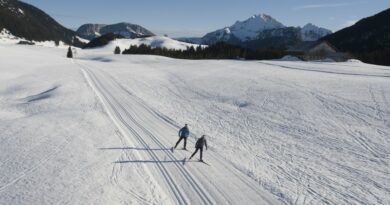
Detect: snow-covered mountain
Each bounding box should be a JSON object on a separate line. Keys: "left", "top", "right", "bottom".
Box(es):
{"left": 202, "top": 14, "right": 285, "bottom": 44}
{"left": 77, "top": 23, "right": 155, "bottom": 40}
{"left": 0, "top": 0, "right": 85, "bottom": 46}
{"left": 199, "top": 14, "right": 332, "bottom": 47}
{"left": 230, "top": 14, "right": 285, "bottom": 41}
{"left": 300, "top": 23, "right": 332, "bottom": 41}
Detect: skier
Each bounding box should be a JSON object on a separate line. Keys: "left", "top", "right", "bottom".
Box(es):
{"left": 189, "top": 135, "right": 208, "bottom": 162}
{"left": 173, "top": 124, "right": 190, "bottom": 150}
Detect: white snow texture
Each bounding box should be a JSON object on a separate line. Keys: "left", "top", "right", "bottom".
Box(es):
{"left": 0, "top": 38, "right": 390, "bottom": 205}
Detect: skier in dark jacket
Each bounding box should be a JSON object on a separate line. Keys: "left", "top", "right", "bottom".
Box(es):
{"left": 174, "top": 124, "right": 190, "bottom": 150}
{"left": 189, "top": 135, "right": 208, "bottom": 161}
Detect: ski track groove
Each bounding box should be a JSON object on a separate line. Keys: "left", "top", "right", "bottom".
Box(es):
{"left": 85, "top": 66, "right": 215, "bottom": 205}
{"left": 259, "top": 61, "right": 390, "bottom": 78}
{"left": 147, "top": 66, "right": 285, "bottom": 204}
{"left": 105, "top": 67, "right": 281, "bottom": 204}
{"left": 81, "top": 67, "right": 188, "bottom": 205}
{"left": 109, "top": 130, "right": 151, "bottom": 204}
{"left": 369, "top": 85, "right": 385, "bottom": 123}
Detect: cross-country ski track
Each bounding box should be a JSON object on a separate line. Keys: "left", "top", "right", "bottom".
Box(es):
{"left": 77, "top": 60, "right": 283, "bottom": 205}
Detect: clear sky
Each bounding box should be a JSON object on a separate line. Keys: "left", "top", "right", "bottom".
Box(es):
{"left": 23, "top": 0, "right": 390, "bottom": 37}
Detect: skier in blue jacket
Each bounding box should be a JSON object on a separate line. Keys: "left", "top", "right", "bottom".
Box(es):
{"left": 174, "top": 124, "right": 190, "bottom": 150}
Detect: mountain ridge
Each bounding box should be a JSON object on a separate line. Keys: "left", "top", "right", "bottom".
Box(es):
{"left": 198, "top": 13, "right": 331, "bottom": 48}
{"left": 77, "top": 22, "right": 155, "bottom": 40}
{"left": 321, "top": 8, "right": 390, "bottom": 65}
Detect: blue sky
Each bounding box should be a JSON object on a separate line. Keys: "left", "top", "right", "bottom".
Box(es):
{"left": 23, "top": 0, "right": 389, "bottom": 37}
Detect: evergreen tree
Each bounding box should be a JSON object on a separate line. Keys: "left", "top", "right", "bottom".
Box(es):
{"left": 67, "top": 46, "right": 73, "bottom": 58}
{"left": 114, "top": 46, "right": 121, "bottom": 54}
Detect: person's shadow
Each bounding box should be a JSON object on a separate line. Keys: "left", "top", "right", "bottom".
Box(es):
{"left": 99, "top": 147, "right": 171, "bottom": 151}
{"left": 99, "top": 147, "right": 188, "bottom": 165}
{"left": 115, "top": 159, "right": 187, "bottom": 164}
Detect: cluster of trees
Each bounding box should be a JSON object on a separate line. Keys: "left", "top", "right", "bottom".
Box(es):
{"left": 354, "top": 48, "right": 390, "bottom": 66}
{"left": 83, "top": 33, "right": 124, "bottom": 49}
{"left": 67, "top": 46, "right": 73, "bottom": 58}
{"left": 121, "top": 42, "right": 285, "bottom": 60}
{"left": 114, "top": 46, "right": 121, "bottom": 54}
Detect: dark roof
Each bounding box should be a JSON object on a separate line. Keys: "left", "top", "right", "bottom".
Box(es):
{"left": 287, "top": 41, "right": 318, "bottom": 52}
{"left": 287, "top": 41, "right": 338, "bottom": 53}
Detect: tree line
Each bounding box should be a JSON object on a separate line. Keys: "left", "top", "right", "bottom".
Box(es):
{"left": 120, "top": 42, "right": 285, "bottom": 60}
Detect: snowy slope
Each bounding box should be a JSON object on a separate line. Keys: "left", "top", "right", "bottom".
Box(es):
{"left": 86, "top": 36, "right": 205, "bottom": 55}
{"left": 0, "top": 28, "right": 86, "bottom": 47}
{"left": 1, "top": 43, "right": 390, "bottom": 204}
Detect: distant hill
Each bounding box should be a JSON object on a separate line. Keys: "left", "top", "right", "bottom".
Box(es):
{"left": 322, "top": 8, "right": 390, "bottom": 65}
{"left": 83, "top": 33, "right": 124, "bottom": 49}
{"left": 77, "top": 23, "right": 155, "bottom": 40}
{"left": 0, "top": 0, "right": 85, "bottom": 47}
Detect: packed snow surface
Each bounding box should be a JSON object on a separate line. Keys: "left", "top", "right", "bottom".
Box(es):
{"left": 1, "top": 43, "right": 390, "bottom": 205}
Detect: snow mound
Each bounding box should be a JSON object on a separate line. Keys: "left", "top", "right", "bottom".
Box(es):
{"left": 0, "top": 28, "right": 22, "bottom": 44}
{"left": 313, "top": 58, "right": 336, "bottom": 63}
{"left": 279, "top": 55, "right": 302, "bottom": 61}
{"left": 347, "top": 59, "right": 363, "bottom": 63}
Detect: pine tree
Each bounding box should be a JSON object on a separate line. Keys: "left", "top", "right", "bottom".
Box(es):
{"left": 67, "top": 46, "right": 73, "bottom": 58}
{"left": 114, "top": 46, "right": 121, "bottom": 54}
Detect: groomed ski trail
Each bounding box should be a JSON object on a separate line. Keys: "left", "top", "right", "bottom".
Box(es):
{"left": 78, "top": 61, "right": 283, "bottom": 205}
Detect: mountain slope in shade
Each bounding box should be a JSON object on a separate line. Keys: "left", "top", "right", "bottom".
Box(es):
{"left": 322, "top": 8, "right": 390, "bottom": 52}
{"left": 77, "top": 23, "right": 155, "bottom": 40}
{"left": 243, "top": 27, "right": 302, "bottom": 49}
{"left": 321, "top": 8, "right": 390, "bottom": 65}
{"left": 0, "top": 0, "right": 84, "bottom": 46}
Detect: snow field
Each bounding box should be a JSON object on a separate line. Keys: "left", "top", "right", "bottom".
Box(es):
{"left": 1, "top": 42, "right": 390, "bottom": 204}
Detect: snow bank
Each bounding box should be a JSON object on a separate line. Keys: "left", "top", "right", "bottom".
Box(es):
{"left": 279, "top": 55, "right": 302, "bottom": 61}
{"left": 313, "top": 58, "right": 336, "bottom": 62}
{"left": 0, "top": 28, "right": 22, "bottom": 44}
{"left": 347, "top": 59, "right": 363, "bottom": 63}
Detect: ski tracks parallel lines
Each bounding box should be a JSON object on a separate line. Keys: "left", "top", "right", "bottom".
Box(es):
{"left": 81, "top": 66, "right": 187, "bottom": 205}
{"left": 84, "top": 66, "right": 214, "bottom": 205}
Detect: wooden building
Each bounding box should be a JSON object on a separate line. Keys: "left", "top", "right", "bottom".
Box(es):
{"left": 287, "top": 41, "right": 351, "bottom": 62}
